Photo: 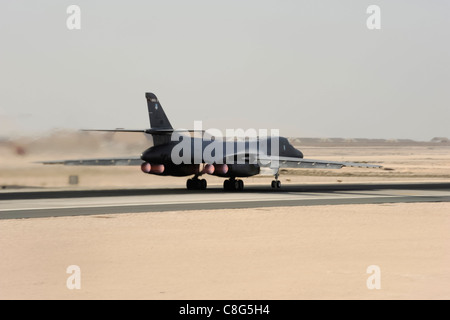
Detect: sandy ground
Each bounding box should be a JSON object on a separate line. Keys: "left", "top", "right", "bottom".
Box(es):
{"left": 0, "top": 203, "right": 449, "bottom": 300}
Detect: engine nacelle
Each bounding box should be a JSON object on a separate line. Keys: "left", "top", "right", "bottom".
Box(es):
{"left": 141, "top": 162, "right": 151, "bottom": 173}
{"left": 210, "top": 164, "right": 259, "bottom": 177}
{"left": 213, "top": 164, "right": 228, "bottom": 175}
{"left": 150, "top": 164, "right": 165, "bottom": 174}
{"left": 202, "top": 164, "right": 229, "bottom": 175}
{"left": 203, "top": 164, "right": 216, "bottom": 175}
{"left": 141, "top": 162, "right": 165, "bottom": 175}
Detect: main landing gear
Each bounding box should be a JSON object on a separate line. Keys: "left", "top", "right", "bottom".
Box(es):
{"left": 271, "top": 180, "right": 281, "bottom": 189}
{"left": 271, "top": 171, "right": 281, "bottom": 189}
{"left": 186, "top": 177, "right": 207, "bottom": 190}
{"left": 223, "top": 178, "right": 244, "bottom": 191}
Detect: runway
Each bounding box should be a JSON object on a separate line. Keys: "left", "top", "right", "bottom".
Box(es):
{"left": 1, "top": 182, "right": 450, "bottom": 220}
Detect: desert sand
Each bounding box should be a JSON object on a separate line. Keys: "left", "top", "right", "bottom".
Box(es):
{"left": 0, "top": 203, "right": 449, "bottom": 300}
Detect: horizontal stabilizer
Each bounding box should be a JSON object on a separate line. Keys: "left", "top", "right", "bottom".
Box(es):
{"left": 39, "top": 157, "right": 142, "bottom": 166}
{"left": 82, "top": 129, "right": 203, "bottom": 135}
{"left": 82, "top": 129, "right": 146, "bottom": 133}
{"left": 258, "top": 156, "right": 382, "bottom": 169}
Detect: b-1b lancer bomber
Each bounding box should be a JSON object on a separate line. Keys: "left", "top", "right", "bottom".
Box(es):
{"left": 43, "top": 93, "right": 380, "bottom": 190}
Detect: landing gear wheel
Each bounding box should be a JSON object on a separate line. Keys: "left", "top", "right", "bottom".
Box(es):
{"left": 187, "top": 178, "right": 207, "bottom": 190}
{"left": 271, "top": 180, "right": 281, "bottom": 189}
{"left": 187, "top": 179, "right": 194, "bottom": 190}
{"left": 223, "top": 179, "right": 244, "bottom": 191}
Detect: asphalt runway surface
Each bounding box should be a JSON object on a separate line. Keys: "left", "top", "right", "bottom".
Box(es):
{"left": 1, "top": 182, "right": 450, "bottom": 220}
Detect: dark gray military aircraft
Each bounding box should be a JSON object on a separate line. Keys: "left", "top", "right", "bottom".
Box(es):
{"left": 43, "top": 92, "right": 381, "bottom": 191}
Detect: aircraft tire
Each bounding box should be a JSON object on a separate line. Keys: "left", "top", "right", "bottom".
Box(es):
{"left": 186, "top": 179, "right": 193, "bottom": 190}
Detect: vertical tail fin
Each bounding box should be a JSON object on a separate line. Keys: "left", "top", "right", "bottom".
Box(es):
{"left": 146, "top": 93, "right": 173, "bottom": 130}
{"left": 145, "top": 92, "right": 173, "bottom": 146}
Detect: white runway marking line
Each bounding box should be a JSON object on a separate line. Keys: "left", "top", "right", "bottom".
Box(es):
{"left": 384, "top": 190, "right": 450, "bottom": 197}
{"left": 0, "top": 192, "right": 404, "bottom": 212}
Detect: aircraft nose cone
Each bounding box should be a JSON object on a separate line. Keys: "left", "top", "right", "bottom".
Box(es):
{"left": 140, "top": 152, "right": 149, "bottom": 162}
{"left": 141, "top": 148, "right": 154, "bottom": 162}
{"left": 295, "top": 149, "right": 304, "bottom": 158}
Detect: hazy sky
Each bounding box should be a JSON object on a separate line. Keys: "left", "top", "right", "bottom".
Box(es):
{"left": 0, "top": 0, "right": 449, "bottom": 140}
